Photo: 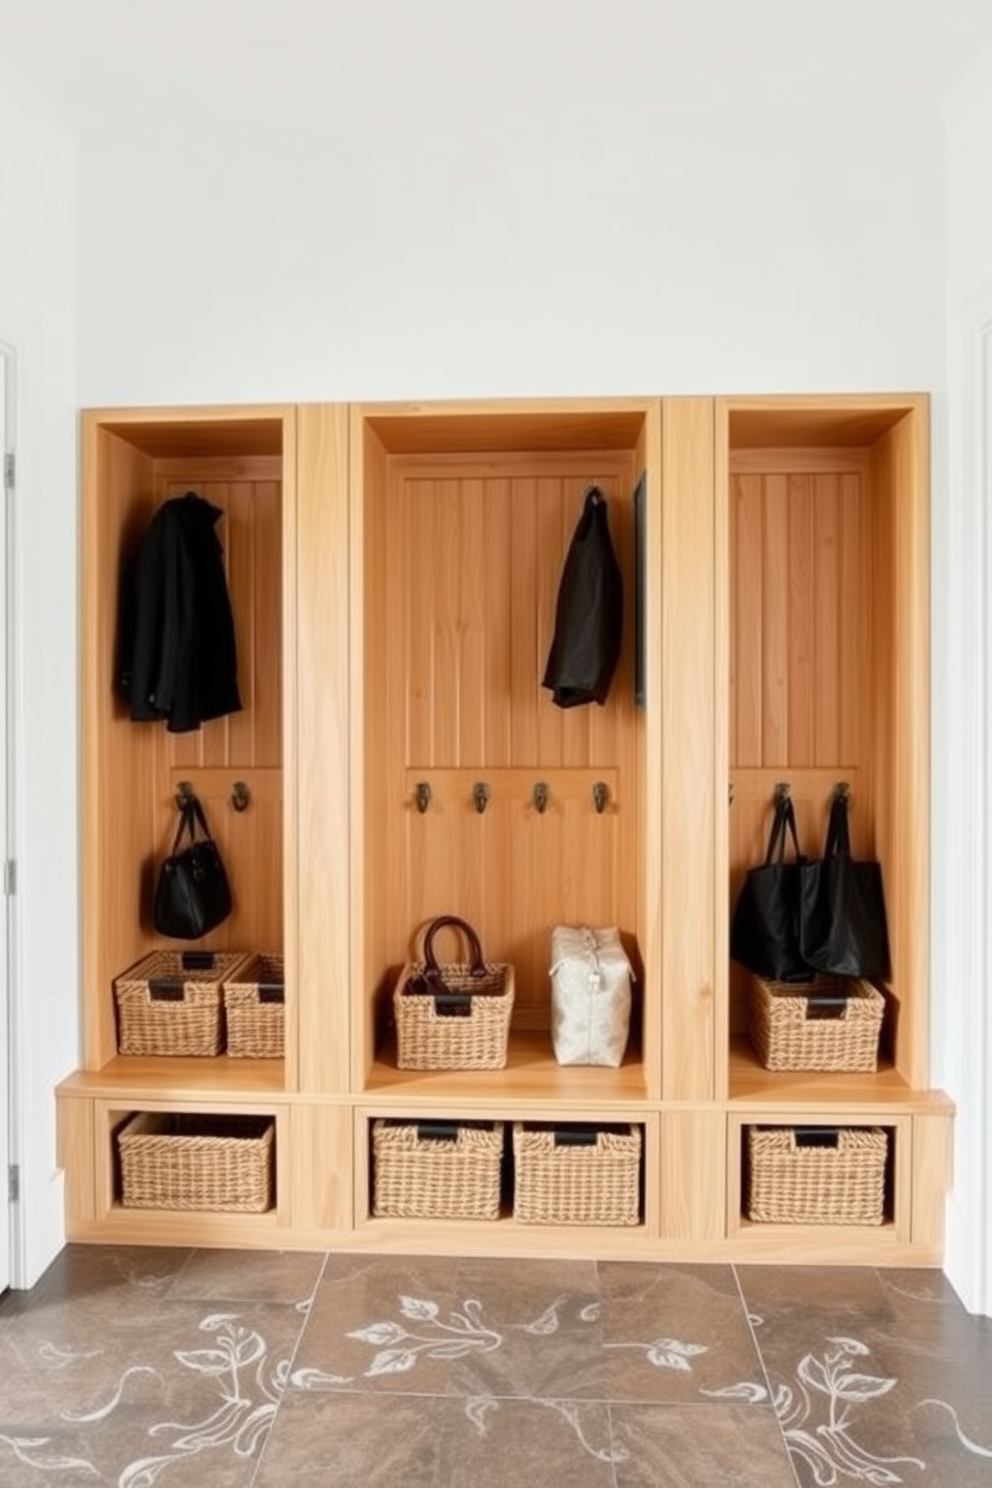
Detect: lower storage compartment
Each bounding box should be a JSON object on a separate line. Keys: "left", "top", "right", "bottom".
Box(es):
{"left": 513, "top": 1122, "right": 643, "bottom": 1226}
{"left": 745, "top": 1125, "right": 888, "bottom": 1226}
{"left": 372, "top": 1119, "right": 504, "bottom": 1219}
{"left": 117, "top": 1112, "right": 276, "bottom": 1213}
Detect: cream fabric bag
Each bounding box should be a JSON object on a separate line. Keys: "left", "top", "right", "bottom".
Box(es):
{"left": 549, "top": 925, "right": 633, "bottom": 1067}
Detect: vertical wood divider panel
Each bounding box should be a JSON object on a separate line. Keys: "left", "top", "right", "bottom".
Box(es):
{"left": 82, "top": 422, "right": 158, "bottom": 1069}
{"left": 870, "top": 403, "right": 930, "bottom": 1090}
{"left": 714, "top": 403, "right": 731, "bottom": 1095}
{"left": 637, "top": 403, "right": 663, "bottom": 1102}
{"left": 661, "top": 1110, "right": 727, "bottom": 1241}
{"left": 662, "top": 399, "right": 717, "bottom": 1100}
{"left": 281, "top": 413, "right": 299, "bottom": 1090}
{"left": 296, "top": 405, "right": 351, "bottom": 1093}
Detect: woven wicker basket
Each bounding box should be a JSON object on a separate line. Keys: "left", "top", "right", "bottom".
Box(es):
{"left": 114, "top": 950, "right": 251, "bottom": 1057}
{"left": 372, "top": 1119, "right": 504, "bottom": 1219}
{"left": 512, "top": 1123, "right": 642, "bottom": 1226}
{"left": 748, "top": 974, "right": 884, "bottom": 1072}
{"left": 394, "top": 916, "right": 514, "bottom": 1070}
{"left": 747, "top": 1126, "right": 887, "bottom": 1225}
{"left": 118, "top": 1112, "right": 275, "bottom": 1212}
{"left": 223, "top": 954, "right": 285, "bottom": 1059}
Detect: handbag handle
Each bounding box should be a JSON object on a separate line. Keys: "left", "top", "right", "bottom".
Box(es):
{"left": 764, "top": 795, "right": 803, "bottom": 866}
{"left": 422, "top": 915, "right": 487, "bottom": 978}
{"left": 822, "top": 793, "right": 852, "bottom": 858}
{"left": 170, "top": 793, "right": 216, "bottom": 855}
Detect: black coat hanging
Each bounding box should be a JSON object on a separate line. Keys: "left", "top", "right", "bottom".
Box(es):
{"left": 117, "top": 491, "right": 242, "bottom": 733}
{"left": 542, "top": 486, "right": 623, "bottom": 708}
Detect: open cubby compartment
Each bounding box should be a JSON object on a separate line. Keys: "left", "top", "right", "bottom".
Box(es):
{"left": 724, "top": 397, "right": 929, "bottom": 1097}
{"left": 353, "top": 402, "right": 660, "bottom": 1100}
{"left": 727, "top": 1112, "right": 909, "bottom": 1243}
{"left": 96, "top": 1099, "right": 286, "bottom": 1229}
{"left": 81, "top": 408, "right": 293, "bottom": 1085}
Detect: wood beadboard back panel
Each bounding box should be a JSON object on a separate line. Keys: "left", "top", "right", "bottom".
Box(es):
{"left": 149, "top": 461, "right": 284, "bottom": 956}
{"left": 367, "top": 451, "right": 640, "bottom": 1027}
{"left": 729, "top": 457, "right": 871, "bottom": 772}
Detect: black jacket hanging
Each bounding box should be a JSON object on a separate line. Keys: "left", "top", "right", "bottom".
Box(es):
{"left": 117, "top": 492, "right": 242, "bottom": 733}
{"left": 542, "top": 486, "right": 623, "bottom": 708}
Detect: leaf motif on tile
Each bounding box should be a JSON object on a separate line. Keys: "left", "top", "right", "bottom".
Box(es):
{"left": 0, "top": 1432, "right": 100, "bottom": 1476}
{"left": 289, "top": 1365, "right": 355, "bottom": 1388}
{"left": 763, "top": 1335, "right": 925, "bottom": 1484}
{"left": 916, "top": 1399, "right": 992, "bottom": 1459}
{"left": 465, "top": 1396, "right": 500, "bottom": 1435}
{"left": 399, "top": 1296, "right": 440, "bottom": 1321}
{"left": 603, "top": 1336, "right": 709, "bottom": 1371}
{"left": 347, "top": 1320, "right": 409, "bottom": 1346}
{"left": 365, "top": 1347, "right": 419, "bottom": 1377}
{"left": 519, "top": 1296, "right": 568, "bottom": 1335}
{"left": 61, "top": 1365, "right": 162, "bottom": 1423}
{"left": 38, "top": 1341, "right": 104, "bottom": 1368}
{"left": 701, "top": 1381, "right": 769, "bottom": 1404}
{"left": 539, "top": 1399, "right": 629, "bottom": 1464}
{"left": 578, "top": 1302, "right": 601, "bottom": 1323}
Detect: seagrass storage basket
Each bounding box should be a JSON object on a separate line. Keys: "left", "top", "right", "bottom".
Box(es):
{"left": 512, "top": 1123, "right": 642, "bottom": 1226}
{"left": 223, "top": 954, "right": 285, "bottom": 1059}
{"left": 394, "top": 916, "right": 514, "bottom": 1070}
{"left": 114, "top": 950, "right": 251, "bottom": 1057}
{"left": 118, "top": 1112, "right": 275, "bottom": 1212}
{"left": 372, "top": 1119, "right": 504, "bottom": 1219}
{"left": 748, "top": 974, "right": 884, "bottom": 1072}
{"left": 746, "top": 1126, "right": 888, "bottom": 1225}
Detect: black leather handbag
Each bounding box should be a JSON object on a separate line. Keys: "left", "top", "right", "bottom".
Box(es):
{"left": 730, "top": 793, "right": 811, "bottom": 981}
{"left": 799, "top": 790, "right": 890, "bottom": 980}
{"left": 153, "top": 793, "right": 232, "bottom": 940}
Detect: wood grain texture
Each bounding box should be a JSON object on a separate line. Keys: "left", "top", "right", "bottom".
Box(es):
{"left": 288, "top": 1104, "right": 354, "bottom": 1232}
{"left": 660, "top": 1111, "right": 727, "bottom": 1241}
{"left": 296, "top": 404, "right": 351, "bottom": 1094}
{"left": 911, "top": 1112, "right": 954, "bottom": 1251}
{"left": 869, "top": 407, "right": 930, "bottom": 1089}
{"left": 636, "top": 403, "right": 664, "bottom": 1102}
{"left": 365, "top": 446, "right": 641, "bottom": 1062}
{"left": 728, "top": 458, "right": 870, "bottom": 769}
{"left": 81, "top": 421, "right": 158, "bottom": 1069}
{"left": 661, "top": 399, "right": 717, "bottom": 1101}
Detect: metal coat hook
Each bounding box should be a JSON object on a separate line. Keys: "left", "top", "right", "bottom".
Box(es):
{"left": 415, "top": 782, "right": 432, "bottom": 814}
{"left": 175, "top": 780, "right": 195, "bottom": 810}
{"left": 728, "top": 782, "right": 735, "bottom": 807}
{"left": 533, "top": 781, "right": 549, "bottom": 814}
{"left": 592, "top": 781, "right": 609, "bottom": 814}
{"left": 231, "top": 781, "right": 251, "bottom": 813}
{"left": 473, "top": 781, "right": 490, "bottom": 814}
{"left": 773, "top": 781, "right": 792, "bottom": 807}
{"left": 834, "top": 780, "right": 851, "bottom": 803}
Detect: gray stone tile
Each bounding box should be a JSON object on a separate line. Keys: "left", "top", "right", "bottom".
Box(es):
{"left": 445, "top": 1255, "right": 604, "bottom": 1400}
{"left": 0, "top": 1299, "right": 305, "bottom": 1485}
{"left": 439, "top": 1395, "right": 619, "bottom": 1486}
{"left": 290, "top": 1253, "right": 462, "bottom": 1394}
{"left": 170, "top": 1246, "right": 325, "bottom": 1305}
{"left": 598, "top": 1261, "right": 762, "bottom": 1403}
{"left": 254, "top": 1389, "right": 443, "bottom": 1485}
{"left": 610, "top": 1402, "right": 798, "bottom": 1487}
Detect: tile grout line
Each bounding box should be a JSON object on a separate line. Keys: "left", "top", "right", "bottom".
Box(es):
{"left": 731, "top": 1264, "right": 804, "bottom": 1488}
{"left": 246, "top": 1248, "right": 333, "bottom": 1488}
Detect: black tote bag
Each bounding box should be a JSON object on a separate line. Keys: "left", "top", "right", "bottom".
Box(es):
{"left": 541, "top": 486, "right": 623, "bottom": 708}
{"left": 730, "top": 795, "right": 811, "bottom": 981}
{"left": 154, "top": 793, "right": 233, "bottom": 940}
{"left": 799, "top": 791, "right": 890, "bottom": 980}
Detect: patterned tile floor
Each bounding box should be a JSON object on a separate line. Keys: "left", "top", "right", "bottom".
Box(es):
{"left": 1, "top": 1247, "right": 990, "bottom": 1486}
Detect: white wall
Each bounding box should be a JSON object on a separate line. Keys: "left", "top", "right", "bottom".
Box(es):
{"left": 936, "top": 36, "right": 992, "bottom": 1318}
{"left": 77, "top": 113, "right": 945, "bottom": 405}
{"left": 0, "top": 49, "right": 78, "bottom": 1285}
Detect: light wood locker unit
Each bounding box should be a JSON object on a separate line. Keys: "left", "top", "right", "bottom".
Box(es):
{"left": 717, "top": 395, "right": 953, "bottom": 1256}
{"left": 75, "top": 404, "right": 297, "bottom": 1088}
{"left": 347, "top": 400, "right": 666, "bottom": 1114}
{"left": 56, "top": 391, "right": 953, "bottom": 1265}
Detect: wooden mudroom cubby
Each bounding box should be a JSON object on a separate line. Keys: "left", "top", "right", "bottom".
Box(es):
{"left": 57, "top": 394, "right": 954, "bottom": 1264}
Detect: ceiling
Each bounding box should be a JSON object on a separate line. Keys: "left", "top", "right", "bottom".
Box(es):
{"left": 1, "top": 0, "right": 991, "bottom": 144}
